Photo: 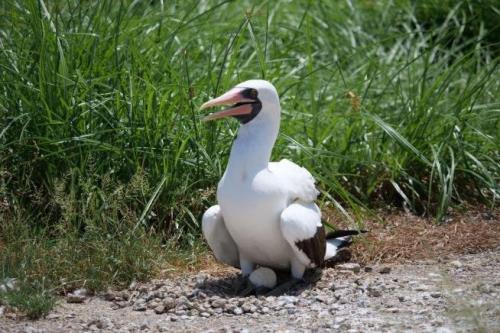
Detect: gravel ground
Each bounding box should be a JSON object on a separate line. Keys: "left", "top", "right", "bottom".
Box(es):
{"left": 1, "top": 249, "right": 499, "bottom": 333}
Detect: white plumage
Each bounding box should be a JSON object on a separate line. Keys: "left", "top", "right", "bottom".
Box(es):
{"left": 201, "top": 80, "right": 348, "bottom": 280}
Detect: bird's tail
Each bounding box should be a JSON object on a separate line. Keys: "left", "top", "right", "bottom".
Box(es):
{"left": 324, "top": 230, "right": 366, "bottom": 262}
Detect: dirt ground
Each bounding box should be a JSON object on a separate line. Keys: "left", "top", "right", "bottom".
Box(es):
{"left": 1, "top": 210, "right": 499, "bottom": 333}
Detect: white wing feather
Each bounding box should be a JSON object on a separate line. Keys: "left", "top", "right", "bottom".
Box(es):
{"left": 202, "top": 205, "right": 239, "bottom": 268}
{"left": 280, "top": 201, "right": 323, "bottom": 268}
{"left": 269, "top": 159, "right": 319, "bottom": 203}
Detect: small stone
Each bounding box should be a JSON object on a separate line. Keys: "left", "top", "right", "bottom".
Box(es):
{"left": 111, "top": 301, "right": 127, "bottom": 310}
{"left": 67, "top": 293, "right": 86, "bottom": 304}
{"left": 20, "top": 327, "right": 40, "bottom": 333}
{"left": 450, "top": 260, "right": 462, "bottom": 268}
{"left": 430, "top": 292, "right": 442, "bottom": 298}
{"left": 379, "top": 266, "right": 391, "bottom": 274}
{"left": 87, "top": 317, "right": 113, "bottom": 330}
{"left": 0, "top": 306, "right": 5, "bottom": 317}
{"left": 132, "top": 302, "right": 147, "bottom": 311}
{"left": 368, "top": 287, "right": 381, "bottom": 297}
{"left": 232, "top": 307, "right": 243, "bottom": 315}
{"left": 211, "top": 298, "right": 226, "bottom": 308}
{"left": 147, "top": 300, "right": 160, "bottom": 309}
{"left": 118, "top": 291, "right": 129, "bottom": 301}
{"left": 73, "top": 288, "right": 90, "bottom": 297}
{"left": 46, "top": 313, "right": 60, "bottom": 320}
{"left": 163, "top": 297, "right": 176, "bottom": 310}
{"left": 103, "top": 291, "right": 116, "bottom": 301}
{"left": 154, "top": 305, "right": 166, "bottom": 314}
{"left": 337, "top": 263, "right": 361, "bottom": 274}
{"left": 200, "top": 312, "right": 210, "bottom": 318}
{"left": 415, "top": 285, "right": 429, "bottom": 292}
{"left": 398, "top": 296, "right": 405, "bottom": 302}
{"left": 242, "top": 303, "right": 256, "bottom": 313}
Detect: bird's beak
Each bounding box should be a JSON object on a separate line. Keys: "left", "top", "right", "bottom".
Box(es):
{"left": 201, "top": 88, "right": 256, "bottom": 122}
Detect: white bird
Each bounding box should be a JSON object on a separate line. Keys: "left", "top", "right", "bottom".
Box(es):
{"left": 201, "top": 80, "right": 360, "bottom": 283}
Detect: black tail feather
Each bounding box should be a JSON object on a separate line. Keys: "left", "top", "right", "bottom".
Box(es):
{"left": 326, "top": 229, "right": 367, "bottom": 239}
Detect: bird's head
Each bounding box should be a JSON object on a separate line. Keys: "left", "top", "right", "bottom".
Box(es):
{"left": 201, "top": 80, "right": 280, "bottom": 124}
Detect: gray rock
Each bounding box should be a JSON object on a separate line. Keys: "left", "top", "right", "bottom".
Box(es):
{"left": 211, "top": 298, "right": 226, "bottom": 308}
{"left": 67, "top": 293, "right": 86, "bottom": 304}
{"left": 368, "top": 287, "right": 382, "bottom": 297}
{"left": 132, "top": 302, "right": 147, "bottom": 311}
{"left": 241, "top": 302, "right": 256, "bottom": 313}
{"left": 337, "top": 263, "right": 361, "bottom": 273}
{"left": 73, "top": 288, "right": 90, "bottom": 297}
{"left": 154, "top": 305, "right": 166, "bottom": 314}
{"left": 88, "top": 317, "right": 113, "bottom": 330}
{"left": 379, "top": 266, "right": 391, "bottom": 274}
{"left": 232, "top": 307, "right": 243, "bottom": 315}
{"left": 163, "top": 297, "right": 176, "bottom": 310}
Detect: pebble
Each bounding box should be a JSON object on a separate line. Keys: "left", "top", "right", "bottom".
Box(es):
{"left": 53, "top": 252, "right": 493, "bottom": 332}
{"left": 66, "top": 293, "right": 86, "bottom": 304}
{"left": 232, "top": 307, "right": 243, "bottom": 315}
{"left": 379, "top": 266, "right": 391, "bottom": 274}
{"left": 337, "top": 263, "right": 361, "bottom": 273}
{"left": 430, "top": 292, "right": 442, "bottom": 298}
{"left": 132, "top": 302, "right": 147, "bottom": 311}
{"left": 211, "top": 298, "right": 226, "bottom": 308}
{"left": 154, "top": 305, "right": 166, "bottom": 314}
{"left": 367, "top": 287, "right": 382, "bottom": 297}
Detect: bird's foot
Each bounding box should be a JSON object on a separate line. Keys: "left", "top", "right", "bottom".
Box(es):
{"left": 233, "top": 275, "right": 255, "bottom": 297}
{"left": 265, "top": 278, "right": 301, "bottom": 297}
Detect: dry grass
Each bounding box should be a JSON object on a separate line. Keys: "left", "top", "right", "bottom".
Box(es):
{"left": 341, "top": 208, "right": 500, "bottom": 264}
{"left": 192, "top": 208, "right": 500, "bottom": 274}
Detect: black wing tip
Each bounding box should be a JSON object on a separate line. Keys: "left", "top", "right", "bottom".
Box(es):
{"left": 326, "top": 229, "right": 368, "bottom": 239}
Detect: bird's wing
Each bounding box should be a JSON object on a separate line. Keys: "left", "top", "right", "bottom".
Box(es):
{"left": 202, "top": 205, "right": 239, "bottom": 268}
{"left": 269, "top": 159, "right": 319, "bottom": 203}
{"left": 280, "top": 201, "right": 325, "bottom": 268}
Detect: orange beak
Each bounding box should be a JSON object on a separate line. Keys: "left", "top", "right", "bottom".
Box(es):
{"left": 201, "top": 88, "right": 256, "bottom": 122}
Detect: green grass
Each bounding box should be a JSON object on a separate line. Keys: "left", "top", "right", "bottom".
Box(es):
{"left": 1, "top": 0, "right": 498, "bottom": 317}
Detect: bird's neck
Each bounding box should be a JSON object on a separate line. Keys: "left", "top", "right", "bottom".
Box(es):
{"left": 226, "top": 119, "right": 279, "bottom": 177}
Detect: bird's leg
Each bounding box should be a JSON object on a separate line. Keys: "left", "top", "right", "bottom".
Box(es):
{"left": 232, "top": 255, "right": 255, "bottom": 295}
{"left": 290, "top": 259, "right": 306, "bottom": 280}
{"left": 238, "top": 280, "right": 255, "bottom": 297}
{"left": 239, "top": 255, "right": 255, "bottom": 277}
{"left": 265, "top": 259, "right": 305, "bottom": 296}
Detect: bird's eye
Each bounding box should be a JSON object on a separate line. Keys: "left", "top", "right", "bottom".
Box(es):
{"left": 250, "top": 89, "right": 258, "bottom": 99}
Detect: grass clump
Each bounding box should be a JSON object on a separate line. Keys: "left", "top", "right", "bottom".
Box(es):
{"left": 0, "top": 280, "right": 55, "bottom": 320}
{"left": 0, "top": 0, "right": 498, "bottom": 317}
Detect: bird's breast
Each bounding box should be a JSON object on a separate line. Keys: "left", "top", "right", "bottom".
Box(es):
{"left": 217, "top": 169, "right": 285, "bottom": 215}
{"left": 216, "top": 169, "right": 293, "bottom": 268}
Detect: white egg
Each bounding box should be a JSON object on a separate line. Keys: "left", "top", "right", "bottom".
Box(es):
{"left": 249, "top": 267, "right": 277, "bottom": 289}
